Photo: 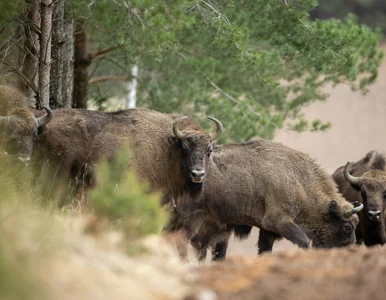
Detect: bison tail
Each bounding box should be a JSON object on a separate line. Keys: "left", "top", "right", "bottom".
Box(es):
{"left": 232, "top": 224, "right": 252, "bottom": 240}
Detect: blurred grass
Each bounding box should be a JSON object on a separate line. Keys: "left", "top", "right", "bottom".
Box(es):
{"left": 0, "top": 144, "right": 169, "bottom": 298}
{"left": 0, "top": 156, "right": 49, "bottom": 300}
{"left": 90, "top": 148, "right": 169, "bottom": 253}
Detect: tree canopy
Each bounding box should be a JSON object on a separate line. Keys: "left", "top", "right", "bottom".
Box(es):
{"left": 0, "top": 0, "right": 384, "bottom": 142}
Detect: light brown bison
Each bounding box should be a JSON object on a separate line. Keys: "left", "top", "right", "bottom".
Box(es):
{"left": 32, "top": 108, "right": 223, "bottom": 202}
{"left": 0, "top": 85, "right": 52, "bottom": 163}
{"left": 168, "top": 138, "right": 363, "bottom": 259}
{"left": 332, "top": 150, "right": 386, "bottom": 246}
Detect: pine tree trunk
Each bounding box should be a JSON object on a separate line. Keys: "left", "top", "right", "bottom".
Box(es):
{"left": 49, "top": 0, "right": 64, "bottom": 109}
{"left": 73, "top": 18, "right": 91, "bottom": 109}
{"left": 22, "top": 0, "right": 40, "bottom": 108}
{"left": 38, "top": 0, "right": 53, "bottom": 109}
{"left": 62, "top": 8, "right": 74, "bottom": 108}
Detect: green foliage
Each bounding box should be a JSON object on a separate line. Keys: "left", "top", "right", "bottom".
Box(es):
{"left": 1, "top": 1, "right": 384, "bottom": 142}
{"left": 66, "top": 0, "right": 383, "bottom": 142}
{"left": 90, "top": 148, "right": 168, "bottom": 241}
{"left": 0, "top": 1, "right": 24, "bottom": 28}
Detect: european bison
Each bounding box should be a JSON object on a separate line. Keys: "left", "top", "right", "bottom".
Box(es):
{"left": 168, "top": 138, "right": 363, "bottom": 260}
{"left": 332, "top": 150, "right": 386, "bottom": 246}
{"left": 0, "top": 85, "right": 51, "bottom": 163}
{"left": 32, "top": 108, "right": 223, "bottom": 203}
{"left": 164, "top": 196, "right": 251, "bottom": 261}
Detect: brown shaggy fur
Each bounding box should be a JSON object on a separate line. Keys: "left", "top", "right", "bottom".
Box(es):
{"left": 0, "top": 85, "right": 30, "bottom": 115}
{"left": 332, "top": 150, "right": 386, "bottom": 246}
{"left": 33, "top": 108, "right": 219, "bottom": 203}
{"left": 167, "top": 139, "right": 360, "bottom": 261}
{"left": 0, "top": 85, "right": 41, "bottom": 159}
{"left": 209, "top": 139, "right": 359, "bottom": 253}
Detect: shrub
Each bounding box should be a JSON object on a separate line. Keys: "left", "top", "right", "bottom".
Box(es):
{"left": 90, "top": 148, "right": 168, "bottom": 242}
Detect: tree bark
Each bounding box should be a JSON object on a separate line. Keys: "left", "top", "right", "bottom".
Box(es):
{"left": 126, "top": 65, "right": 138, "bottom": 109}
{"left": 38, "top": 0, "right": 53, "bottom": 109}
{"left": 49, "top": 0, "right": 64, "bottom": 109}
{"left": 62, "top": 8, "right": 74, "bottom": 108}
{"left": 22, "top": 0, "right": 40, "bottom": 108}
{"left": 73, "top": 18, "right": 91, "bottom": 109}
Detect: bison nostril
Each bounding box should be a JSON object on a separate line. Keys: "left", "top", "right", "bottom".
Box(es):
{"left": 191, "top": 169, "right": 206, "bottom": 178}
{"left": 367, "top": 210, "right": 382, "bottom": 219}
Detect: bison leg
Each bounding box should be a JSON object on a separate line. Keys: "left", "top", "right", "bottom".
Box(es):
{"left": 262, "top": 217, "right": 310, "bottom": 249}
{"left": 173, "top": 229, "right": 189, "bottom": 262}
{"left": 257, "top": 228, "right": 280, "bottom": 254}
{"left": 176, "top": 242, "right": 189, "bottom": 261}
{"left": 191, "top": 237, "right": 208, "bottom": 263}
{"left": 211, "top": 240, "right": 228, "bottom": 261}
{"left": 355, "top": 227, "right": 364, "bottom": 245}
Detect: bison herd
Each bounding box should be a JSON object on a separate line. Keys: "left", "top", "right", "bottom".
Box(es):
{"left": 1, "top": 84, "right": 385, "bottom": 263}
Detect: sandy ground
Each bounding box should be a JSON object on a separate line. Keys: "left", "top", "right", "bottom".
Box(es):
{"left": 191, "top": 245, "right": 386, "bottom": 300}
{"left": 224, "top": 44, "right": 386, "bottom": 258}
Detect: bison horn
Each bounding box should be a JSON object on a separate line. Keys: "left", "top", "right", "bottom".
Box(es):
{"left": 207, "top": 116, "right": 223, "bottom": 141}
{"left": 173, "top": 116, "right": 188, "bottom": 140}
{"left": 344, "top": 162, "right": 362, "bottom": 187}
{"left": 35, "top": 106, "right": 52, "bottom": 127}
{"left": 343, "top": 203, "right": 364, "bottom": 218}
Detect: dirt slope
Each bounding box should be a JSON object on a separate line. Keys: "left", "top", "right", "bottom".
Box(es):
{"left": 192, "top": 246, "right": 386, "bottom": 300}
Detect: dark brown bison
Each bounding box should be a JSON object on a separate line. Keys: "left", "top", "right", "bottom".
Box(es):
{"left": 163, "top": 196, "right": 251, "bottom": 262}
{"left": 332, "top": 150, "right": 386, "bottom": 246}
{"left": 0, "top": 85, "right": 52, "bottom": 164}
{"left": 32, "top": 108, "right": 223, "bottom": 203}
{"left": 167, "top": 138, "right": 363, "bottom": 260}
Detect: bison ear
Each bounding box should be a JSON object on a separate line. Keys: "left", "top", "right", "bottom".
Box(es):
{"left": 328, "top": 199, "right": 340, "bottom": 220}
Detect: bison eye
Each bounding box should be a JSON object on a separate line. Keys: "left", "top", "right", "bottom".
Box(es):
{"left": 343, "top": 224, "right": 352, "bottom": 235}
{"left": 173, "top": 137, "right": 183, "bottom": 149}
{"left": 207, "top": 145, "right": 213, "bottom": 156}
{"left": 361, "top": 188, "right": 367, "bottom": 200}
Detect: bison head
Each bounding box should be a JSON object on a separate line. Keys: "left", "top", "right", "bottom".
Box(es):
{"left": 0, "top": 107, "right": 52, "bottom": 164}
{"left": 313, "top": 199, "right": 362, "bottom": 248}
{"left": 344, "top": 162, "right": 386, "bottom": 222}
{"left": 172, "top": 115, "right": 222, "bottom": 185}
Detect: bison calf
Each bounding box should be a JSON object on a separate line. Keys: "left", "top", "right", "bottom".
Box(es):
{"left": 163, "top": 196, "right": 251, "bottom": 262}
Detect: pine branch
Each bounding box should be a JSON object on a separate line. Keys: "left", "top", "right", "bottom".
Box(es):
{"left": 91, "top": 46, "right": 118, "bottom": 58}
{"left": 89, "top": 75, "right": 131, "bottom": 84}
